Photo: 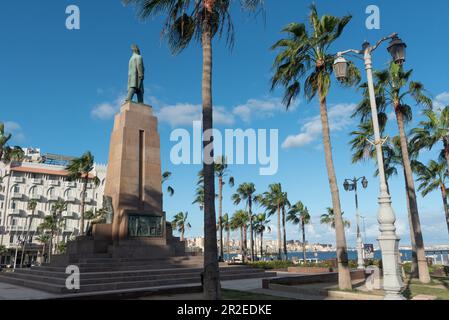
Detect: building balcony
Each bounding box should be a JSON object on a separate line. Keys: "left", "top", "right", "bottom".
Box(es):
{"left": 47, "top": 195, "right": 59, "bottom": 202}
{"left": 29, "top": 194, "right": 42, "bottom": 201}
{"left": 5, "top": 225, "right": 27, "bottom": 232}
{"left": 66, "top": 197, "right": 77, "bottom": 203}
{"left": 9, "top": 209, "right": 24, "bottom": 217}
{"left": 48, "top": 180, "right": 60, "bottom": 186}
{"left": 62, "top": 211, "right": 78, "bottom": 219}
{"left": 12, "top": 177, "right": 24, "bottom": 183}
{"left": 31, "top": 178, "right": 43, "bottom": 185}
{"left": 83, "top": 197, "right": 94, "bottom": 204}
{"left": 65, "top": 181, "right": 77, "bottom": 188}
{"left": 11, "top": 192, "right": 23, "bottom": 200}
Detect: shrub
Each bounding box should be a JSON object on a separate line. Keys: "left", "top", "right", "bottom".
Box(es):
{"left": 247, "top": 261, "right": 294, "bottom": 270}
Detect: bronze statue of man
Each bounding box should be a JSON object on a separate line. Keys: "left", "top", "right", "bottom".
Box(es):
{"left": 126, "top": 44, "right": 145, "bottom": 104}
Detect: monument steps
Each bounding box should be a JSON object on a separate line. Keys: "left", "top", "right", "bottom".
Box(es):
{"left": 13, "top": 265, "right": 258, "bottom": 279}
{"left": 0, "top": 266, "right": 277, "bottom": 295}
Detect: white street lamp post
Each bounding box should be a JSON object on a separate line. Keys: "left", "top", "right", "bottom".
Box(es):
{"left": 334, "top": 33, "right": 407, "bottom": 300}
{"left": 344, "top": 177, "right": 368, "bottom": 270}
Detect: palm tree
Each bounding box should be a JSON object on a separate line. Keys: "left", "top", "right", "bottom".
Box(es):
{"left": 162, "top": 171, "right": 175, "bottom": 196}
{"left": 232, "top": 183, "right": 257, "bottom": 261}
{"left": 321, "top": 207, "right": 350, "bottom": 229}
{"left": 123, "top": 0, "right": 264, "bottom": 300}
{"left": 66, "top": 151, "right": 100, "bottom": 236}
{"left": 412, "top": 106, "right": 449, "bottom": 171}
{"left": 253, "top": 213, "right": 271, "bottom": 259}
{"left": 287, "top": 201, "right": 311, "bottom": 264}
{"left": 0, "top": 122, "right": 24, "bottom": 163}
{"left": 416, "top": 160, "right": 449, "bottom": 234}
{"left": 270, "top": 4, "right": 360, "bottom": 290}
{"left": 215, "top": 156, "right": 234, "bottom": 262}
{"left": 222, "top": 213, "right": 231, "bottom": 261}
{"left": 230, "top": 210, "right": 249, "bottom": 263}
{"left": 193, "top": 186, "right": 205, "bottom": 211}
{"left": 353, "top": 62, "right": 432, "bottom": 283}
{"left": 50, "top": 199, "right": 67, "bottom": 255}
{"left": 35, "top": 234, "right": 51, "bottom": 264}
{"left": 20, "top": 199, "right": 38, "bottom": 268}
{"left": 0, "top": 245, "right": 7, "bottom": 265}
{"left": 171, "top": 212, "right": 191, "bottom": 242}
{"left": 259, "top": 184, "right": 289, "bottom": 260}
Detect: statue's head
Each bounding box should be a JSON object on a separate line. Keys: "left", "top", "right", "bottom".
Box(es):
{"left": 131, "top": 44, "right": 141, "bottom": 55}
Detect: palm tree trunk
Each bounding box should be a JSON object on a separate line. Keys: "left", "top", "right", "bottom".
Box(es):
{"left": 319, "top": 91, "right": 352, "bottom": 290}
{"left": 226, "top": 228, "right": 230, "bottom": 262}
{"left": 302, "top": 220, "right": 307, "bottom": 264}
{"left": 443, "top": 138, "right": 449, "bottom": 176}
{"left": 395, "top": 108, "right": 430, "bottom": 283}
{"left": 201, "top": 16, "right": 220, "bottom": 300}
{"left": 240, "top": 227, "right": 244, "bottom": 262}
{"left": 218, "top": 177, "right": 224, "bottom": 261}
{"left": 79, "top": 177, "right": 88, "bottom": 236}
{"left": 276, "top": 204, "right": 281, "bottom": 260}
{"left": 403, "top": 168, "right": 419, "bottom": 278}
{"left": 260, "top": 232, "right": 264, "bottom": 258}
{"left": 441, "top": 185, "right": 449, "bottom": 234}
{"left": 20, "top": 211, "right": 34, "bottom": 268}
{"left": 282, "top": 205, "right": 287, "bottom": 260}
{"left": 248, "top": 197, "right": 254, "bottom": 261}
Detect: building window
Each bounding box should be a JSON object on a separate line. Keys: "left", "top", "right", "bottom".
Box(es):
{"left": 30, "top": 186, "right": 37, "bottom": 196}
{"left": 13, "top": 185, "right": 20, "bottom": 193}
{"left": 11, "top": 201, "right": 17, "bottom": 209}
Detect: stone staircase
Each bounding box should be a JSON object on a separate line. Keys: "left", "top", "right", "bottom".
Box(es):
{"left": 0, "top": 256, "right": 277, "bottom": 295}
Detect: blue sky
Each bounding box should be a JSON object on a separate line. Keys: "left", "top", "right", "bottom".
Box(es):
{"left": 1, "top": 0, "right": 449, "bottom": 246}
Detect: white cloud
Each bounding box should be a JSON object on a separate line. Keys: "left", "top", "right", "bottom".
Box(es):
{"left": 155, "top": 103, "right": 235, "bottom": 128}
{"left": 3, "top": 121, "right": 25, "bottom": 143}
{"left": 91, "top": 96, "right": 125, "bottom": 120}
{"left": 434, "top": 92, "right": 449, "bottom": 111}
{"left": 233, "top": 97, "right": 298, "bottom": 123}
{"left": 282, "top": 103, "right": 356, "bottom": 149}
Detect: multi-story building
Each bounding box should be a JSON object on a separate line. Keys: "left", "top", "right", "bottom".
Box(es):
{"left": 0, "top": 149, "right": 106, "bottom": 266}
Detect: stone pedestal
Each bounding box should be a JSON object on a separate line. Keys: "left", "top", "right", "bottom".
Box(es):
{"left": 104, "top": 102, "right": 164, "bottom": 243}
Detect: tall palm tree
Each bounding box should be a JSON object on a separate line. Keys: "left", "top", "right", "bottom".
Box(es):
{"left": 123, "top": 0, "right": 264, "bottom": 300}
{"left": 416, "top": 160, "right": 449, "bottom": 234}
{"left": 271, "top": 4, "right": 359, "bottom": 290}
{"left": 215, "top": 156, "right": 234, "bottom": 262}
{"left": 320, "top": 207, "right": 350, "bottom": 229}
{"left": 35, "top": 234, "right": 51, "bottom": 264}
{"left": 412, "top": 106, "right": 449, "bottom": 171}
{"left": 66, "top": 151, "right": 100, "bottom": 236}
{"left": 38, "top": 200, "right": 65, "bottom": 261}
{"left": 260, "top": 183, "right": 289, "bottom": 260}
{"left": 232, "top": 183, "right": 256, "bottom": 261}
{"left": 0, "top": 122, "right": 24, "bottom": 163}
{"left": 171, "top": 212, "right": 191, "bottom": 241}
{"left": 253, "top": 213, "right": 271, "bottom": 258}
{"left": 287, "top": 201, "right": 311, "bottom": 263}
{"left": 20, "top": 199, "right": 38, "bottom": 268}
{"left": 353, "top": 62, "right": 432, "bottom": 283}
{"left": 162, "top": 171, "right": 175, "bottom": 196}
{"left": 230, "top": 210, "right": 249, "bottom": 263}
{"left": 50, "top": 199, "right": 67, "bottom": 254}
{"left": 222, "top": 213, "right": 231, "bottom": 261}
